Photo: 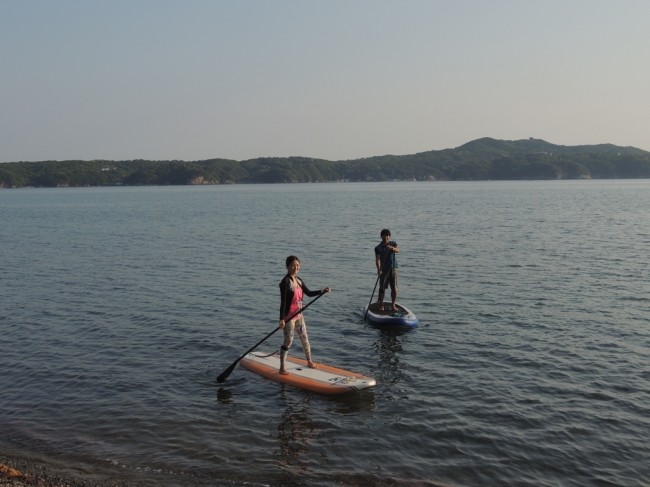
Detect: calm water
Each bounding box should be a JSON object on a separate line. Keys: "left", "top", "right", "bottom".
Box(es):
{"left": 1, "top": 181, "right": 649, "bottom": 487}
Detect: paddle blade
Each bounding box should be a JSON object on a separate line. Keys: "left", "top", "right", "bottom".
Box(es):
{"left": 216, "top": 362, "right": 238, "bottom": 383}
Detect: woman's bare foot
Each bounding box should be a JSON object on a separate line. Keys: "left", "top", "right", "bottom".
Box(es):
{"left": 307, "top": 361, "right": 318, "bottom": 369}
{"left": 279, "top": 368, "right": 289, "bottom": 375}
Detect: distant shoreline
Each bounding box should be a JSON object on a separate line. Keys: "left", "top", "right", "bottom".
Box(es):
{"left": 2, "top": 137, "right": 650, "bottom": 188}
{"left": 3, "top": 177, "right": 650, "bottom": 191}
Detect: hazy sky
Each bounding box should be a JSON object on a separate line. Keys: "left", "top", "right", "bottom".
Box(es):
{"left": 1, "top": 1, "right": 649, "bottom": 162}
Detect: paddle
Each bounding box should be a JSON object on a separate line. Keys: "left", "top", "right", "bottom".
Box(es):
{"left": 216, "top": 292, "right": 326, "bottom": 383}
{"left": 364, "top": 248, "right": 391, "bottom": 321}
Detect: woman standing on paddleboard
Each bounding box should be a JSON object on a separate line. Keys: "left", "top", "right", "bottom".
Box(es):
{"left": 279, "top": 256, "right": 331, "bottom": 376}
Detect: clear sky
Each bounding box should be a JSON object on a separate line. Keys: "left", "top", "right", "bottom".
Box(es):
{"left": 1, "top": 1, "right": 649, "bottom": 162}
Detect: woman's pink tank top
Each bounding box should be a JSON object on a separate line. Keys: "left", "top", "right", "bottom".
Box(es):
{"left": 285, "top": 281, "right": 303, "bottom": 321}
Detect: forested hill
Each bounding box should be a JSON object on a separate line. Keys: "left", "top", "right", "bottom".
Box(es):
{"left": 2, "top": 137, "right": 649, "bottom": 188}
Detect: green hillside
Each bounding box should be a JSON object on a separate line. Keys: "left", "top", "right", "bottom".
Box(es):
{"left": 2, "top": 138, "right": 649, "bottom": 188}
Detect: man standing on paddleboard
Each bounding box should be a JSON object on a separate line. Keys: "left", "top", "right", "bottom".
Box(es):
{"left": 375, "top": 229, "right": 400, "bottom": 311}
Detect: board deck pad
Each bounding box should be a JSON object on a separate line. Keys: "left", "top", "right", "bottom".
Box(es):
{"left": 240, "top": 352, "right": 376, "bottom": 395}
{"left": 367, "top": 302, "right": 409, "bottom": 316}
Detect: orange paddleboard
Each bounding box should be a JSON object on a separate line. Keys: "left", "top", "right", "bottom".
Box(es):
{"left": 240, "top": 352, "right": 376, "bottom": 395}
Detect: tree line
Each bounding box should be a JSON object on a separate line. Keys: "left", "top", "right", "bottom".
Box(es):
{"left": 2, "top": 138, "right": 649, "bottom": 188}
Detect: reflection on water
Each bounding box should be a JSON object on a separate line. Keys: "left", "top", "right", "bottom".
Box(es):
{"left": 371, "top": 329, "right": 412, "bottom": 394}
{"left": 216, "top": 387, "right": 234, "bottom": 405}
{"left": 275, "top": 392, "right": 323, "bottom": 473}
{"left": 324, "top": 389, "right": 376, "bottom": 414}
{"left": 214, "top": 376, "right": 246, "bottom": 405}
{"left": 271, "top": 385, "right": 379, "bottom": 484}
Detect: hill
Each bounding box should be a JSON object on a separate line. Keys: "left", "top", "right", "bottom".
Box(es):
{"left": 1, "top": 138, "right": 649, "bottom": 188}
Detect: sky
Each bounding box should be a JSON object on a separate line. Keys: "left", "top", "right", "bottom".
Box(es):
{"left": 1, "top": 1, "right": 649, "bottom": 162}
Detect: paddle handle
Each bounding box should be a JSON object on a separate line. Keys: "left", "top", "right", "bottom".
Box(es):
{"left": 216, "top": 292, "right": 326, "bottom": 383}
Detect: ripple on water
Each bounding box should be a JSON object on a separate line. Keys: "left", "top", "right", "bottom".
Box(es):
{"left": 2, "top": 182, "right": 650, "bottom": 486}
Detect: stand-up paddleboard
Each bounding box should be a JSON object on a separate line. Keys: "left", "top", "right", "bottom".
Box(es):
{"left": 363, "top": 302, "right": 419, "bottom": 328}
{"left": 240, "top": 352, "right": 376, "bottom": 395}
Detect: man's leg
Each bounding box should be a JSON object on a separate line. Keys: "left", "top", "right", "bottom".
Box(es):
{"left": 390, "top": 269, "right": 398, "bottom": 311}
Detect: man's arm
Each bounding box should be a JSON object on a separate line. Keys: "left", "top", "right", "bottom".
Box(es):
{"left": 375, "top": 251, "right": 382, "bottom": 275}
{"left": 387, "top": 243, "right": 399, "bottom": 253}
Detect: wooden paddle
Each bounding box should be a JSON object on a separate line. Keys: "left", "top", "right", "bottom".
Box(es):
{"left": 216, "top": 292, "right": 326, "bottom": 383}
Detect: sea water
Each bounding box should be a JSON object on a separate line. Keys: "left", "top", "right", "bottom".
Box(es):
{"left": 1, "top": 181, "right": 649, "bottom": 486}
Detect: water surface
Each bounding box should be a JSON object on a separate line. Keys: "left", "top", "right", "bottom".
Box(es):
{"left": 1, "top": 181, "right": 649, "bottom": 486}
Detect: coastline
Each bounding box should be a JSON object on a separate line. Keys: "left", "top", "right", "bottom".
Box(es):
{"left": 0, "top": 453, "right": 148, "bottom": 487}
{"left": 0, "top": 450, "right": 250, "bottom": 487}
{"left": 2, "top": 138, "right": 649, "bottom": 187}
{"left": 1, "top": 455, "right": 82, "bottom": 487}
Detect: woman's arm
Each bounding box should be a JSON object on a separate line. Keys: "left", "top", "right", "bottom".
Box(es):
{"left": 300, "top": 278, "right": 330, "bottom": 297}
{"left": 279, "top": 276, "right": 290, "bottom": 320}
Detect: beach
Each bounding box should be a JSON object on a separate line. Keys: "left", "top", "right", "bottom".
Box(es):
{"left": 1, "top": 455, "right": 114, "bottom": 487}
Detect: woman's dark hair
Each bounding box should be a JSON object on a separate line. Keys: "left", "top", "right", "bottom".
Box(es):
{"left": 380, "top": 229, "right": 391, "bottom": 237}
{"left": 286, "top": 255, "right": 300, "bottom": 267}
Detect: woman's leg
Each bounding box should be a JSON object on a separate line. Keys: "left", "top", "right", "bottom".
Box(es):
{"left": 279, "top": 320, "right": 295, "bottom": 375}
{"left": 296, "top": 317, "right": 317, "bottom": 368}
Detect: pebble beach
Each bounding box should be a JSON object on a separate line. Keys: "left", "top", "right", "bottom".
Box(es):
{"left": 0, "top": 455, "right": 145, "bottom": 487}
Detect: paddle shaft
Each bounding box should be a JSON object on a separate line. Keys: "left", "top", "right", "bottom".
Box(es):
{"left": 216, "top": 292, "right": 326, "bottom": 383}
{"left": 364, "top": 248, "right": 392, "bottom": 320}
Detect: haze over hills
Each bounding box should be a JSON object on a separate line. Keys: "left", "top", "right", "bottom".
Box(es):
{"left": 1, "top": 138, "right": 649, "bottom": 188}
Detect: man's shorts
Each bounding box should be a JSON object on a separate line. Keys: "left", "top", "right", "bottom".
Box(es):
{"left": 379, "top": 268, "right": 398, "bottom": 292}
